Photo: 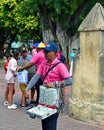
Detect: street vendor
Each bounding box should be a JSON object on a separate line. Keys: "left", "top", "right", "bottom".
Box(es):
{"left": 26, "top": 42, "right": 73, "bottom": 130}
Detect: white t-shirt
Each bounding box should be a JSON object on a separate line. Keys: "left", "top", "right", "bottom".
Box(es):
{"left": 5, "top": 57, "right": 17, "bottom": 83}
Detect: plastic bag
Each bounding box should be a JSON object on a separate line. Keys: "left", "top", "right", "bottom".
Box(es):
{"left": 17, "top": 70, "right": 28, "bottom": 84}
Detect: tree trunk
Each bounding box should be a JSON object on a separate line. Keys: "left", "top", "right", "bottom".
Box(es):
{"left": 0, "top": 43, "right": 4, "bottom": 58}
{"left": 39, "top": 6, "right": 73, "bottom": 60}
{"left": 56, "top": 22, "right": 71, "bottom": 59}
{"left": 42, "top": 22, "right": 79, "bottom": 61}
{"left": 42, "top": 29, "right": 54, "bottom": 43}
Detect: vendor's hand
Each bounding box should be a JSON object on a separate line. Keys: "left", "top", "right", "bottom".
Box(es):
{"left": 44, "top": 83, "right": 53, "bottom": 88}
{"left": 17, "top": 66, "right": 23, "bottom": 72}
{"left": 14, "top": 73, "right": 17, "bottom": 77}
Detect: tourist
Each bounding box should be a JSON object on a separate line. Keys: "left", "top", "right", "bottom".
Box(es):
{"left": 18, "top": 42, "right": 46, "bottom": 104}
{"left": 3, "top": 54, "right": 13, "bottom": 106}
{"left": 5, "top": 51, "right": 21, "bottom": 109}
{"left": 17, "top": 47, "right": 36, "bottom": 107}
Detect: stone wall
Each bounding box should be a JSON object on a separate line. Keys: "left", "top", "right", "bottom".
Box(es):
{"left": 69, "top": 3, "right": 104, "bottom": 125}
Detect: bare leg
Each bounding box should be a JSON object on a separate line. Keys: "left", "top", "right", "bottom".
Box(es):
{"left": 8, "top": 83, "right": 14, "bottom": 106}
{"left": 31, "top": 89, "right": 36, "bottom": 102}
{"left": 5, "top": 87, "right": 9, "bottom": 101}
{"left": 21, "top": 91, "right": 26, "bottom": 106}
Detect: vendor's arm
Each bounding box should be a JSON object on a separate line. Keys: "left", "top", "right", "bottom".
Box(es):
{"left": 26, "top": 73, "right": 41, "bottom": 91}
{"left": 64, "top": 77, "right": 73, "bottom": 86}
{"left": 18, "top": 61, "right": 34, "bottom": 71}
{"left": 45, "top": 77, "right": 73, "bottom": 88}
{"left": 61, "top": 77, "right": 73, "bottom": 103}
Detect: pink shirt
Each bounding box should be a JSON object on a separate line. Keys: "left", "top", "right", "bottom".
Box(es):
{"left": 37, "top": 58, "right": 70, "bottom": 83}
{"left": 32, "top": 48, "right": 37, "bottom": 57}
{"left": 56, "top": 52, "right": 61, "bottom": 59}
{"left": 30, "top": 49, "right": 46, "bottom": 70}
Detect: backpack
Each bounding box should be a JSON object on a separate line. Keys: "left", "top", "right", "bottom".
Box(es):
{"left": 56, "top": 52, "right": 66, "bottom": 63}
{"left": 59, "top": 54, "right": 66, "bottom": 63}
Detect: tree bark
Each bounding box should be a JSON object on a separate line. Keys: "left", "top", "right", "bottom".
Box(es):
{"left": 40, "top": 21, "right": 80, "bottom": 61}
{"left": 38, "top": 5, "right": 80, "bottom": 61}
{"left": 56, "top": 22, "right": 71, "bottom": 59}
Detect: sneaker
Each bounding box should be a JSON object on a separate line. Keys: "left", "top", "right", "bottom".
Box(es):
{"left": 12, "top": 103, "right": 17, "bottom": 107}
{"left": 8, "top": 104, "right": 17, "bottom": 109}
{"left": 3, "top": 101, "right": 8, "bottom": 106}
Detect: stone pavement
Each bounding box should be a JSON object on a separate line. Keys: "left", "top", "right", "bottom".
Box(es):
{"left": 0, "top": 67, "right": 103, "bottom": 130}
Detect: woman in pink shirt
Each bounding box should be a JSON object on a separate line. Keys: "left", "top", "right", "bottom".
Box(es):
{"left": 18, "top": 42, "right": 46, "bottom": 104}
{"left": 26, "top": 42, "right": 72, "bottom": 130}
{"left": 30, "top": 48, "right": 45, "bottom": 71}
{"left": 32, "top": 42, "right": 39, "bottom": 57}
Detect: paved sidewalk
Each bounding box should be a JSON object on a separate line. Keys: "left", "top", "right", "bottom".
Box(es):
{"left": 0, "top": 67, "right": 103, "bottom": 130}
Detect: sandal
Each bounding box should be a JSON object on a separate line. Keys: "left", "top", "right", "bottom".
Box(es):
{"left": 20, "top": 104, "right": 29, "bottom": 107}
{"left": 20, "top": 104, "right": 26, "bottom": 107}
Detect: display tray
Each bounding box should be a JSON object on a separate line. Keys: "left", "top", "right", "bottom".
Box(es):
{"left": 26, "top": 105, "right": 57, "bottom": 120}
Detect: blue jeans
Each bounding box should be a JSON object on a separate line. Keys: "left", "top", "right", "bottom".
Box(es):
{"left": 41, "top": 112, "right": 59, "bottom": 130}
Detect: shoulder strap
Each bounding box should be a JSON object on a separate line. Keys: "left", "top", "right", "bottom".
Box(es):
{"left": 43, "top": 62, "right": 61, "bottom": 81}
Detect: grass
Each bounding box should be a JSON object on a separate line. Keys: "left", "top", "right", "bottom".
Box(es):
{"left": 0, "top": 59, "right": 5, "bottom": 67}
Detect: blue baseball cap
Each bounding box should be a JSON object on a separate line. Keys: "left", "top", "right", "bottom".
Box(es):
{"left": 33, "top": 41, "right": 40, "bottom": 48}
{"left": 45, "top": 42, "right": 58, "bottom": 52}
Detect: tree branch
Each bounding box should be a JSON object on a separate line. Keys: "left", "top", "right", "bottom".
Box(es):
{"left": 70, "top": 0, "right": 90, "bottom": 25}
